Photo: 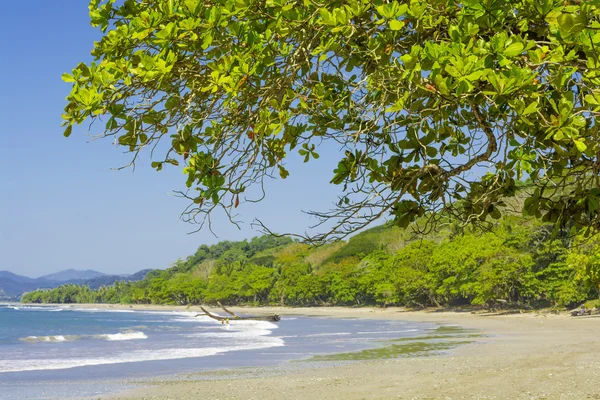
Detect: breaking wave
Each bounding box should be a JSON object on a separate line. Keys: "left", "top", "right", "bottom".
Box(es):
{"left": 7, "top": 306, "right": 63, "bottom": 312}
{"left": 3, "top": 309, "right": 283, "bottom": 374}
{"left": 19, "top": 331, "right": 148, "bottom": 343}
{"left": 0, "top": 339, "right": 284, "bottom": 373}
{"left": 98, "top": 331, "right": 148, "bottom": 341}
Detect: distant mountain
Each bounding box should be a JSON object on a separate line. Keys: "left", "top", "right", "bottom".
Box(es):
{"left": 0, "top": 272, "right": 55, "bottom": 299}
{"left": 80, "top": 269, "right": 152, "bottom": 290}
{"left": 0, "top": 271, "right": 39, "bottom": 285}
{"left": 0, "top": 269, "right": 152, "bottom": 300}
{"left": 38, "top": 269, "right": 105, "bottom": 282}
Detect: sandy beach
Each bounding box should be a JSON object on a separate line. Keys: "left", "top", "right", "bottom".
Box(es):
{"left": 31, "top": 304, "right": 594, "bottom": 400}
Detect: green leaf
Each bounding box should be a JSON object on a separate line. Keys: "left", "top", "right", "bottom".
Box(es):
{"left": 523, "top": 196, "right": 538, "bottom": 216}
{"left": 319, "top": 8, "right": 334, "bottom": 25}
{"left": 522, "top": 102, "right": 538, "bottom": 116}
{"left": 279, "top": 165, "right": 289, "bottom": 179}
{"left": 425, "top": 146, "right": 438, "bottom": 158}
{"left": 165, "top": 96, "right": 179, "bottom": 110}
{"left": 557, "top": 13, "right": 587, "bottom": 37}
{"left": 489, "top": 206, "right": 501, "bottom": 220}
{"left": 386, "top": 98, "right": 405, "bottom": 112}
{"left": 202, "top": 34, "right": 213, "bottom": 49}
{"left": 574, "top": 139, "right": 587, "bottom": 152}
{"left": 589, "top": 197, "right": 599, "bottom": 214}
{"left": 63, "top": 125, "right": 73, "bottom": 137}
{"left": 390, "top": 20, "right": 404, "bottom": 31}
{"left": 62, "top": 73, "right": 75, "bottom": 83}
{"left": 503, "top": 42, "right": 524, "bottom": 57}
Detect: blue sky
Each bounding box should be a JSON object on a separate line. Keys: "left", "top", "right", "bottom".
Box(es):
{"left": 0, "top": 2, "right": 346, "bottom": 277}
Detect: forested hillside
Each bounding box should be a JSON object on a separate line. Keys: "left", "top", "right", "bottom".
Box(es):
{"left": 22, "top": 217, "right": 600, "bottom": 308}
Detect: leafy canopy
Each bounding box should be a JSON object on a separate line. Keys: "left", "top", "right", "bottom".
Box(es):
{"left": 64, "top": 0, "right": 600, "bottom": 242}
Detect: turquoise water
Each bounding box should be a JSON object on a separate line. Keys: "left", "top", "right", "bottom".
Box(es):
{"left": 0, "top": 305, "right": 435, "bottom": 399}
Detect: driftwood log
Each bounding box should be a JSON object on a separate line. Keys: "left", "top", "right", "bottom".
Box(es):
{"left": 196, "top": 304, "right": 281, "bottom": 322}
{"left": 571, "top": 308, "right": 593, "bottom": 317}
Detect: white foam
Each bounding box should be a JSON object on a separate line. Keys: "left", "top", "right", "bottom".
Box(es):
{"left": 73, "top": 308, "right": 135, "bottom": 313}
{"left": 3, "top": 309, "right": 284, "bottom": 373}
{"left": 174, "top": 316, "right": 213, "bottom": 323}
{"left": 356, "top": 329, "right": 419, "bottom": 335}
{"left": 185, "top": 328, "right": 272, "bottom": 340}
{"left": 138, "top": 311, "right": 199, "bottom": 317}
{"left": 21, "top": 335, "right": 75, "bottom": 343}
{"left": 10, "top": 306, "right": 65, "bottom": 312}
{"left": 184, "top": 320, "right": 280, "bottom": 346}
{"left": 99, "top": 331, "right": 148, "bottom": 341}
{"left": 20, "top": 331, "right": 147, "bottom": 343}
{"left": 0, "top": 339, "right": 284, "bottom": 373}
{"left": 305, "top": 332, "right": 352, "bottom": 337}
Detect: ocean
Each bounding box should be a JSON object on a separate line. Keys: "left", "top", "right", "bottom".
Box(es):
{"left": 0, "top": 304, "right": 436, "bottom": 399}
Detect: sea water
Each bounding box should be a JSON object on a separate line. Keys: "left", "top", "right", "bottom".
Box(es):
{"left": 0, "top": 305, "right": 436, "bottom": 399}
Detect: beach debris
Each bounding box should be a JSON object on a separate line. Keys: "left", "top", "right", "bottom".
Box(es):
{"left": 196, "top": 304, "right": 281, "bottom": 322}
{"left": 570, "top": 304, "right": 592, "bottom": 317}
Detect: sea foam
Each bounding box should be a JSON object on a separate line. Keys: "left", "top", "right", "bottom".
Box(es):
{"left": 19, "top": 331, "right": 148, "bottom": 343}
{"left": 3, "top": 336, "right": 283, "bottom": 373}
{"left": 99, "top": 331, "right": 148, "bottom": 341}
{"left": 8, "top": 306, "right": 63, "bottom": 312}
{"left": 3, "top": 309, "right": 283, "bottom": 374}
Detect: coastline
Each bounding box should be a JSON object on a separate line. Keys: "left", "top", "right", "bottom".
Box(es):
{"left": 17, "top": 304, "right": 600, "bottom": 399}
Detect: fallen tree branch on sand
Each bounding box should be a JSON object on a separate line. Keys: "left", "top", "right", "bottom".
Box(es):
{"left": 217, "top": 302, "right": 242, "bottom": 319}
{"left": 197, "top": 305, "right": 281, "bottom": 322}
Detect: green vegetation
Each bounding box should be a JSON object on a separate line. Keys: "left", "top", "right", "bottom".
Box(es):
{"left": 62, "top": 0, "right": 600, "bottom": 242}
{"left": 308, "top": 340, "right": 474, "bottom": 361}
{"left": 22, "top": 217, "right": 600, "bottom": 308}
{"left": 50, "top": 1, "right": 600, "bottom": 310}
{"left": 308, "top": 325, "right": 482, "bottom": 361}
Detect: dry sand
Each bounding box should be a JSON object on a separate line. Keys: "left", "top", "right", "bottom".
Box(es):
{"left": 54, "top": 304, "right": 600, "bottom": 400}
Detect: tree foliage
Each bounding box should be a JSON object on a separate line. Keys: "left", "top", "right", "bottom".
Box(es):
{"left": 62, "top": 0, "right": 600, "bottom": 241}
{"left": 23, "top": 217, "right": 600, "bottom": 308}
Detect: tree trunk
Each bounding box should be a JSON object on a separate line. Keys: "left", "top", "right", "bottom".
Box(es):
{"left": 198, "top": 305, "right": 280, "bottom": 322}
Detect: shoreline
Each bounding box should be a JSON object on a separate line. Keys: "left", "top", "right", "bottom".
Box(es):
{"left": 14, "top": 304, "right": 600, "bottom": 399}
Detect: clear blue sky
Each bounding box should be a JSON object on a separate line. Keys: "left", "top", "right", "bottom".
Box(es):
{"left": 0, "top": 2, "right": 346, "bottom": 277}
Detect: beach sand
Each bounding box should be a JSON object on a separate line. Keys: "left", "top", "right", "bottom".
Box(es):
{"left": 47, "top": 304, "right": 600, "bottom": 399}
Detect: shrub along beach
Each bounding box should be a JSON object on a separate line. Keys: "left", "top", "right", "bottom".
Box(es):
{"left": 23, "top": 214, "right": 600, "bottom": 310}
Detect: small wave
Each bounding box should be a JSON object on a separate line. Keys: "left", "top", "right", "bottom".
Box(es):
{"left": 20, "top": 335, "right": 80, "bottom": 343}
{"left": 185, "top": 329, "right": 272, "bottom": 340}
{"left": 174, "top": 316, "right": 213, "bottom": 323}
{"left": 305, "top": 332, "right": 352, "bottom": 337}
{"left": 74, "top": 308, "right": 135, "bottom": 313}
{"left": 9, "top": 306, "right": 64, "bottom": 312}
{"left": 1, "top": 339, "right": 285, "bottom": 373}
{"left": 356, "top": 329, "right": 419, "bottom": 335}
{"left": 98, "top": 331, "right": 147, "bottom": 341}
{"left": 19, "top": 331, "right": 147, "bottom": 343}
{"left": 129, "top": 325, "right": 149, "bottom": 330}
{"left": 139, "top": 311, "right": 198, "bottom": 317}
{"left": 184, "top": 319, "right": 279, "bottom": 342}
